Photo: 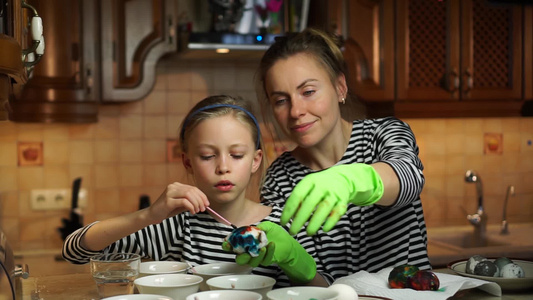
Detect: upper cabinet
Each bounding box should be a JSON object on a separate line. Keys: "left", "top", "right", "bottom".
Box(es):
{"left": 345, "top": 0, "right": 528, "bottom": 118}
{"left": 395, "top": 0, "right": 524, "bottom": 117}
{"left": 7, "top": 0, "right": 177, "bottom": 122}
{"left": 343, "top": 0, "right": 395, "bottom": 102}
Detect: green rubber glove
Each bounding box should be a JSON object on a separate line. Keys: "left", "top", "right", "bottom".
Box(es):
{"left": 222, "top": 221, "right": 317, "bottom": 284}
{"left": 281, "top": 163, "right": 384, "bottom": 236}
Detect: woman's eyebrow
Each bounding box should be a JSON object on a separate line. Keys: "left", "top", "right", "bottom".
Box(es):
{"left": 269, "top": 79, "right": 319, "bottom": 97}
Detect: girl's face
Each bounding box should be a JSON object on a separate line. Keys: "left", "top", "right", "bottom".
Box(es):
{"left": 182, "top": 115, "right": 262, "bottom": 204}
{"left": 264, "top": 53, "right": 346, "bottom": 148}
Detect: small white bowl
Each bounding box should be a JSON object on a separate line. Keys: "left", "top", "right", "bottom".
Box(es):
{"left": 186, "top": 290, "right": 263, "bottom": 300}
{"left": 139, "top": 261, "right": 189, "bottom": 277}
{"left": 102, "top": 295, "right": 173, "bottom": 300}
{"left": 193, "top": 262, "right": 253, "bottom": 291}
{"left": 134, "top": 274, "right": 203, "bottom": 300}
{"left": 206, "top": 274, "right": 275, "bottom": 298}
{"left": 267, "top": 287, "right": 339, "bottom": 300}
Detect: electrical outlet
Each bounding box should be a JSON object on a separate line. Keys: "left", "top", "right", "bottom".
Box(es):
{"left": 30, "top": 188, "right": 88, "bottom": 210}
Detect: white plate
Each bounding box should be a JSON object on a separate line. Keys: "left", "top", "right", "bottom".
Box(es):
{"left": 359, "top": 296, "right": 393, "bottom": 300}
{"left": 447, "top": 258, "right": 533, "bottom": 291}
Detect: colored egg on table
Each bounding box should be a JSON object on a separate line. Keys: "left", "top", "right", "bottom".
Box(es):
{"left": 466, "top": 255, "right": 487, "bottom": 274}
{"left": 500, "top": 263, "right": 525, "bottom": 278}
{"left": 494, "top": 257, "right": 513, "bottom": 276}
{"left": 474, "top": 260, "right": 499, "bottom": 277}
{"left": 410, "top": 270, "right": 440, "bottom": 291}
{"left": 225, "top": 226, "right": 268, "bottom": 257}
{"left": 388, "top": 264, "right": 419, "bottom": 289}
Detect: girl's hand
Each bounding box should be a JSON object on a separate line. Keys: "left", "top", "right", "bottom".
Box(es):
{"left": 148, "top": 182, "right": 209, "bottom": 224}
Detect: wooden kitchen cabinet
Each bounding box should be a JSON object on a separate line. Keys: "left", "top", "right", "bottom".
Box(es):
{"left": 7, "top": 0, "right": 177, "bottom": 122}
{"left": 343, "top": 0, "right": 395, "bottom": 103}
{"left": 9, "top": 0, "right": 100, "bottom": 123}
{"left": 395, "top": 0, "right": 524, "bottom": 117}
{"left": 99, "top": 0, "right": 177, "bottom": 102}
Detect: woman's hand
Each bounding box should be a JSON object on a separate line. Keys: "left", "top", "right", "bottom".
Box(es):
{"left": 148, "top": 182, "right": 209, "bottom": 224}
{"left": 281, "top": 164, "right": 384, "bottom": 235}
{"left": 222, "top": 221, "right": 316, "bottom": 284}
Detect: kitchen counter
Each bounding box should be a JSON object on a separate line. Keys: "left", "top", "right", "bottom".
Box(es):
{"left": 19, "top": 269, "right": 533, "bottom": 300}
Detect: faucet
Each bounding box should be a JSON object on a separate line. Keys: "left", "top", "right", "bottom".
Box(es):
{"left": 500, "top": 185, "right": 515, "bottom": 235}
{"left": 465, "top": 170, "right": 487, "bottom": 238}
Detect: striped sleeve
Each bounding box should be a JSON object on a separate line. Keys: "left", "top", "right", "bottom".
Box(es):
{"left": 373, "top": 117, "right": 425, "bottom": 207}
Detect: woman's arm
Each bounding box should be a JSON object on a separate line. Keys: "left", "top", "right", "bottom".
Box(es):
{"left": 371, "top": 162, "right": 400, "bottom": 206}
{"left": 372, "top": 117, "right": 425, "bottom": 207}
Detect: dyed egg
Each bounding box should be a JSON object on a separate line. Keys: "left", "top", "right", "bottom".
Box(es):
{"left": 500, "top": 263, "right": 525, "bottom": 278}
{"left": 474, "top": 260, "right": 499, "bottom": 277}
{"left": 388, "top": 264, "right": 419, "bottom": 289}
{"left": 494, "top": 257, "right": 513, "bottom": 276}
{"left": 225, "top": 226, "right": 268, "bottom": 257}
{"left": 410, "top": 270, "right": 440, "bottom": 291}
{"left": 466, "top": 255, "right": 487, "bottom": 274}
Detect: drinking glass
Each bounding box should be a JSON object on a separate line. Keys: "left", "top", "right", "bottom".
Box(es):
{"left": 90, "top": 253, "right": 141, "bottom": 299}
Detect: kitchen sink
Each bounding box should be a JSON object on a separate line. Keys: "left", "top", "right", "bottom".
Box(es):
{"left": 427, "top": 223, "right": 533, "bottom": 268}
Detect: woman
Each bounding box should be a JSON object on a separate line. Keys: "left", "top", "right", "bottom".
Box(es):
{"left": 255, "top": 28, "right": 431, "bottom": 281}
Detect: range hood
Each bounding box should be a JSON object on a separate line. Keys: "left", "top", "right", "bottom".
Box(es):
{"left": 177, "top": 32, "right": 278, "bottom": 59}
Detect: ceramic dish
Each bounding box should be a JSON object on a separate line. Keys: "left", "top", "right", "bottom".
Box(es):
{"left": 358, "top": 296, "right": 393, "bottom": 300}
{"left": 447, "top": 258, "right": 533, "bottom": 291}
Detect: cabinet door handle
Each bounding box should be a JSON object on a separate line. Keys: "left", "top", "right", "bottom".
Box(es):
{"left": 448, "top": 69, "right": 459, "bottom": 93}
{"left": 168, "top": 16, "right": 175, "bottom": 44}
{"left": 463, "top": 68, "right": 473, "bottom": 96}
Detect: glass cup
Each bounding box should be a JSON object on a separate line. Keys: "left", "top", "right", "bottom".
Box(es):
{"left": 90, "top": 253, "right": 141, "bottom": 299}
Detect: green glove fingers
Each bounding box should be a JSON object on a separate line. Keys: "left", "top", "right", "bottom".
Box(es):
{"left": 221, "top": 240, "right": 232, "bottom": 252}
{"left": 321, "top": 202, "right": 348, "bottom": 233}
{"left": 283, "top": 164, "right": 384, "bottom": 236}
{"left": 235, "top": 243, "right": 275, "bottom": 267}
{"left": 280, "top": 182, "right": 311, "bottom": 226}
{"left": 257, "top": 221, "right": 316, "bottom": 283}
{"left": 294, "top": 192, "right": 339, "bottom": 236}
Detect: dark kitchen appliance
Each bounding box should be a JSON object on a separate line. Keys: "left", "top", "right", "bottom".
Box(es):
{"left": 58, "top": 177, "right": 83, "bottom": 240}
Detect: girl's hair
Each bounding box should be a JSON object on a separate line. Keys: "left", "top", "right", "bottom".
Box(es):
{"left": 178, "top": 95, "right": 267, "bottom": 198}
{"left": 254, "top": 28, "right": 365, "bottom": 128}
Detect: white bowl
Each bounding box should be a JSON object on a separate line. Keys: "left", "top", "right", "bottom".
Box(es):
{"left": 186, "top": 290, "right": 263, "bottom": 300}
{"left": 206, "top": 274, "right": 276, "bottom": 298}
{"left": 103, "top": 295, "right": 173, "bottom": 300}
{"left": 267, "top": 287, "right": 339, "bottom": 300}
{"left": 139, "top": 261, "right": 189, "bottom": 277}
{"left": 134, "top": 274, "right": 203, "bottom": 300}
{"left": 193, "top": 262, "right": 253, "bottom": 291}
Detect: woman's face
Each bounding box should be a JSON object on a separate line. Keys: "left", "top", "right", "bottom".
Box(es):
{"left": 264, "top": 53, "right": 345, "bottom": 148}
{"left": 183, "top": 115, "right": 262, "bottom": 204}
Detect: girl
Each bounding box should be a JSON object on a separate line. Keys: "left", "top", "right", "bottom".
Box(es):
{"left": 254, "top": 28, "right": 431, "bottom": 281}
{"left": 62, "top": 95, "right": 328, "bottom": 286}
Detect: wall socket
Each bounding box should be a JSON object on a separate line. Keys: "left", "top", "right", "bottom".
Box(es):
{"left": 30, "top": 188, "right": 88, "bottom": 210}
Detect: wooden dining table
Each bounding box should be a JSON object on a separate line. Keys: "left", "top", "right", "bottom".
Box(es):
{"left": 20, "top": 268, "right": 533, "bottom": 300}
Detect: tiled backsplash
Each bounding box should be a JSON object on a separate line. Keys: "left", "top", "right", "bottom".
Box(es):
{"left": 0, "top": 57, "right": 532, "bottom": 252}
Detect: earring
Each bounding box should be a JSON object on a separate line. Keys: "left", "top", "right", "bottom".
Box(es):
{"left": 341, "top": 97, "right": 346, "bottom": 104}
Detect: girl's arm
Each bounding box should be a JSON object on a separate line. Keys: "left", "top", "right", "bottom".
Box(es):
{"left": 73, "top": 182, "right": 209, "bottom": 252}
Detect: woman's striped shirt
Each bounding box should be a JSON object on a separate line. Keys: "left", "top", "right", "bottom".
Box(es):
{"left": 62, "top": 204, "right": 332, "bottom": 287}
{"left": 261, "top": 117, "right": 431, "bottom": 281}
